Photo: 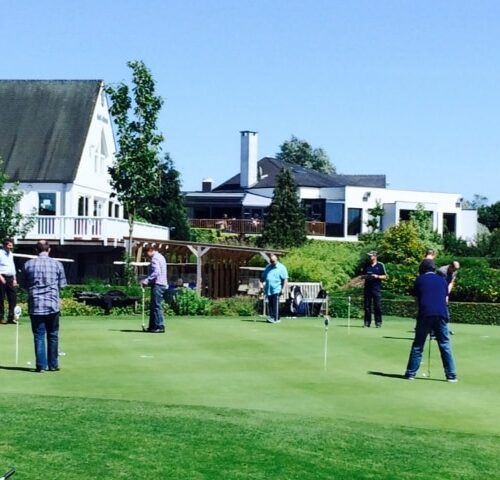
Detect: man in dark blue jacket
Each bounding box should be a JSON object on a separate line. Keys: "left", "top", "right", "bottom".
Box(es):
{"left": 404, "top": 262, "right": 457, "bottom": 382}
{"left": 362, "top": 251, "right": 387, "bottom": 327}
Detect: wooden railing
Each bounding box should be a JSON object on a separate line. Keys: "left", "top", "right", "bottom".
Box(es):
{"left": 191, "top": 219, "right": 326, "bottom": 236}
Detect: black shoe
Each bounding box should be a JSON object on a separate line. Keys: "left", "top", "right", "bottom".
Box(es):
{"left": 364, "top": 323, "right": 370, "bottom": 328}
{"left": 1, "top": 319, "right": 8, "bottom": 325}
{"left": 151, "top": 328, "right": 165, "bottom": 333}
{"left": 49, "top": 367, "right": 60, "bottom": 372}
{"left": 7, "top": 319, "right": 18, "bottom": 324}
{"left": 35, "top": 368, "right": 47, "bottom": 373}
{"left": 375, "top": 324, "right": 382, "bottom": 328}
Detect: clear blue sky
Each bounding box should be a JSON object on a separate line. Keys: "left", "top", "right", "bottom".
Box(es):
{"left": 2, "top": 0, "right": 499, "bottom": 203}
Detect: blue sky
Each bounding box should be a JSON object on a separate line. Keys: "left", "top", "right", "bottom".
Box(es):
{"left": 2, "top": 0, "right": 499, "bottom": 202}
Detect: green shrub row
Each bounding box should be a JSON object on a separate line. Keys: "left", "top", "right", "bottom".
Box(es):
{"left": 329, "top": 295, "right": 500, "bottom": 325}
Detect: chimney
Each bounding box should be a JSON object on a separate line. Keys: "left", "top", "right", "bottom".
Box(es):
{"left": 202, "top": 177, "right": 213, "bottom": 192}
{"left": 240, "top": 131, "right": 258, "bottom": 188}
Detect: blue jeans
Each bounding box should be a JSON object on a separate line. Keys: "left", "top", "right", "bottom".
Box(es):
{"left": 149, "top": 284, "right": 166, "bottom": 330}
{"left": 405, "top": 315, "right": 457, "bottom": 379}
{"left": 30, "top": 312, "right": 60, "bottom": 370}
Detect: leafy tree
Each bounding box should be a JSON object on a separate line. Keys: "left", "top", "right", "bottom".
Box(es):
{"left": 105, "top": 60, "right": 164, "bottom": 255}
{"left": 0, "top": 159, "right": 35, "bottom": 240}
{"left": 478, "top": 201, "right": 500, "bottom": 232}
{"left": 379, "top": 221, "right": 425, "bottom": 265}
{"left": 366, "top": 200, "right": 384, "bottom": 232}
{"left": 409, "top": 203, "right": 443, "bottom": 254}
{"left": 258, "top": 167, "right": 307, "bottom": 249}
{"left": 462, "top": 194, "right": 488, "bottom": 210}
{"left": 143, "top": 153, "right": 191, "bottom": 240}
{"left": 276, "top": 135, "right": 336, "bottom": 175}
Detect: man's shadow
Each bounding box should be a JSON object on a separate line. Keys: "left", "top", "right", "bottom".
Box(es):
{"left": 368, "top": 371, "right": 444, "bottom": 382}
{"left": 0, "top": 365, "right": 36, "bottom": 373}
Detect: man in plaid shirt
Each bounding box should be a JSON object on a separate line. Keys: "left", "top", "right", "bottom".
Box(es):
{"left": 22, "top": 240, "right": 67, "bottom": 372}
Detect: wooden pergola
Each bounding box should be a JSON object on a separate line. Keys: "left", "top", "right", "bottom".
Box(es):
{"left": 133, "top": 239, "right": 285, "bottom": 298}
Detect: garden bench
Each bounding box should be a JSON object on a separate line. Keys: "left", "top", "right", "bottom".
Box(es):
{"left": 264, "top": 282, "right": 329, "bottom": 317}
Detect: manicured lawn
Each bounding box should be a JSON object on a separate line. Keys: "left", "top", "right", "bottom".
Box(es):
{"left": 0, "top": 315, "right": 499, "bottom": 479}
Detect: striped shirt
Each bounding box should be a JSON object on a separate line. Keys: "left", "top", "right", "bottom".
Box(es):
{"left": 22, "top": 254, "right": 67, "bottom": 315}
{"left": 144, "top": 252, "right": 167, "bottom": 286}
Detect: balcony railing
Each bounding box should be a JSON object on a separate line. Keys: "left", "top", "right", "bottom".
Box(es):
{"left": 22, "top": 216, "right": 170, "bottom": 245}
{"left": 190, "top": 219, "right": 326, "bottom": 236}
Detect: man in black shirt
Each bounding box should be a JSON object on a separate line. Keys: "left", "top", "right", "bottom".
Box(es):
{"left": 362, "top": 251, "right": 387, "bottom": 328}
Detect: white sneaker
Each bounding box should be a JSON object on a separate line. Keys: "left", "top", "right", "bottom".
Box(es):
{"left": 447, "top": 378, "right": 458, "bottom": 383}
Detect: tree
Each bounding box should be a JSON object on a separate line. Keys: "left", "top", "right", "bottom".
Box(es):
{"left": 105, "top": 60, "right": 164, "bottom": 255}
{"left": 366, "top": 200, "right": 384, "bottom": 233}
{"left": 462, "top": 194, "right": 488, "bottom": 210}
{"left": 409, "top": 203, "right": 442, "bottom": 254}
{"left": 143, "top": 153, "right": 191, "bottom": 240}
{"left": 380, "top": 221, "right": 425, "bottom": 265}
{"left": 258, "top": 167, "right": 307, "bottom": 249}
{"left": 276, "top": 135, "right": 336, "bottom": 175}
{"left": 478, "top": 201, "right": 500, "bottom": 232}
{"left": 0, "top": 159, "right": 35, "bottom": 240}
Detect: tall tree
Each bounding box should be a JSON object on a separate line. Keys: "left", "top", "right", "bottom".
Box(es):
{"left": 478, "top": 201, "right": 500, "bottom": 232}
{"left": 105, "top": 60, "right": 164, "bottom": 254}
{"left": 276, "top": 135, "right": 336, "bottom": 175}
{"left": 143, "top": 153, "right": 191, "bottom": 240}
{"left": 0, "top": 159, "right": 35, "bottom": 240}
{"left": 258, "top": 167, "right": 307, "bottom": 249}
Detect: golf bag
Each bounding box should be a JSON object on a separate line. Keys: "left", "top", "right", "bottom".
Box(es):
{"left": 290, "top": 285, "right": 307, "bottom": 315}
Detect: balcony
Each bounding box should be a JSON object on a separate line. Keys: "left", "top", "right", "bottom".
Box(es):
{"left": 190, "top": 219, "right": 326, "bottom": 236}
{"left": 22, "top": 216, "right": 170, "bottom": 245}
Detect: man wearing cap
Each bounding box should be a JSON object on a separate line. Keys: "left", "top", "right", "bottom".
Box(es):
{"left": 362, "top": 251, "right": 387, "bottom": 328}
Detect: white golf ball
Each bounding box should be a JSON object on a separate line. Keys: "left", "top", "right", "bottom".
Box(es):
{"left": 422, "top": 373, "right": 427, "bottom": 377}
{"left": 27, "top": 361, "right": 31, "bottom": 365}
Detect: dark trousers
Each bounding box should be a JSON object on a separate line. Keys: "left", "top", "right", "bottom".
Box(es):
{"left": 267, "top": 293, "right": 280, "bottom": 321}
{"left": 364, "top": 288, "right": 382, "bottom": 326}
{"left": 0, "top": 276, "right": 17, "bottom": 322}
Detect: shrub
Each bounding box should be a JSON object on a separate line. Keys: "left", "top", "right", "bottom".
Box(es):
{"left": 209, "top": 297, "right": 259, "bottom": 316}
{"left": 170, "top": 288, "right": 212, "bottom": 316}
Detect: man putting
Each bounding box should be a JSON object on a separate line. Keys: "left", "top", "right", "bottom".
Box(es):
{"left": 404, "top": 261, "right": 457, "bottom": 382}
{"left": 141, "top": 245, "right": 167, "bottom": 333}
{"left": 261, "top": 254, "right": 288, "bottom": 324}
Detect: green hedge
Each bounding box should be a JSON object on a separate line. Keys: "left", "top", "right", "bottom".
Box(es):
{"left": 329, "top": 295, "right": 500, "bottom": 326}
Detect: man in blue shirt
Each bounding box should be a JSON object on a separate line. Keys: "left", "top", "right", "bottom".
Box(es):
{"left": 261, "top": 254, "right": 288, "bottom": 324}
{"left": 22, "top": 240, "right": 67, "bottom": 372}
{"left": 362, "top": 251, "right": 387, "bottom": 328}
{"left": 141, "top": 245, "right": 168, "bottom": 333}
{"left": 404, "top": 262, "right": 457, "bottom": 382}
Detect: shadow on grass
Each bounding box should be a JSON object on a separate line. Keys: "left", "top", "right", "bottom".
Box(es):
{"left": 109, "top": 329, "right": 148, "bottom": 333}
{"left": 368, "top": 371, "right": 445, "bottom": 382}
{"left": 336, "top": 324, "right": 364, "bottom": 328}
{"left": 0, "top": 365, "right": 36, "bottom": 373}
{"left": 240, "top": 318, "right": 269, "bottom": 323}
{"left": 382, "top": 336, "right": 414, "bottom": 341}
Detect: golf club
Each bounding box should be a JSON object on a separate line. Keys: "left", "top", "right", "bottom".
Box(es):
{"left": 427, "top": 332, "right": 432, "bottom": 378}
{"left": 14, "top": 305, "right": 21, "bottom": 365}
{"left": 347, "top": 296, "right": 351, "bottom": 335}
{"left": 0, "top": 468, "right": 15, "bottom": 479}
{"left": 141, "top": 286, "right": 146, "bottom": 332}
{"left": 323, "top": 315, "right": 330, "bottom": 370}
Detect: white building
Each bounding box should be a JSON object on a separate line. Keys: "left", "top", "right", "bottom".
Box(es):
{"left": 0, "top": 80, "right": 169, "bottom": 280}
{"left": 185, "top": 131, "right": 477, "bottom": 242}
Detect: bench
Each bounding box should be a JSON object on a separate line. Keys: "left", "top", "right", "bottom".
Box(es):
{"left": 264, "top": 281, "right": 329, "bottom": 317}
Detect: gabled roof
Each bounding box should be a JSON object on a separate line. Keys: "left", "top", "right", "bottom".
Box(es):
{"left": 213, "top": 157, "right": 386, "bottom": 192}
{"left": 0, "top": 80, "right": 102, "bottom": 182}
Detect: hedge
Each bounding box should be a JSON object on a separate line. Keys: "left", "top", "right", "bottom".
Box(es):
{"left": 329, "top": 296, "right": 500, "bottom": 326}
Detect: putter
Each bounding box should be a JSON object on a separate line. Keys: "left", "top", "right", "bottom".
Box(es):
{"left": 323, "top": 315, "right": 330, "bottom": 370}
{"left": 141, "top": 287, "right": 147, "bottom": 332}
{"left": 14, "top": 306, "right": 21, "bottom": 365}
{"left": 347, "top": 296, "right": 351, "bottom": 335}
{"left": 0, "top": 468, "right": 15, "bottom": 479}
{"left": 427, "top": 332, "right": 432, "bottom": 378}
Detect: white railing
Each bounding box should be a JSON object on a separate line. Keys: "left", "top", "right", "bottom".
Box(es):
{"left": 23, "top": 216, "right": 170, "bottom": 245}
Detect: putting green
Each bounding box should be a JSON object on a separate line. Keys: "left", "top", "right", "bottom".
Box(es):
{"left": 1, "top": 315, "right": 498, "bottom": 436}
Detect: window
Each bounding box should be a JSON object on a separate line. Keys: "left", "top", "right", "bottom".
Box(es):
{"left": 443, "top": 213, "right": 456, "bottom": 235}
{"left": 347, "top": 208, "right": 362, "bottom": 236}
{"left": 78, "top": 196, "right": 89, "bottom": 216}
{"left": 114, "top": 204, "right": 120, "bottom": 218}
{"left": 325, "top": 202, "right": 344, "bottom": 237}
{"left": 38, "top": 193, "right": 56, "bottom": 216}
{"left": 108, "top": 201, "right": 113, "bottom": 217}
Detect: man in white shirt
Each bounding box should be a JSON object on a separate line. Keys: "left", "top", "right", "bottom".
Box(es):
{"left": 0, "top": 239, "right": 18, "bottom": 324}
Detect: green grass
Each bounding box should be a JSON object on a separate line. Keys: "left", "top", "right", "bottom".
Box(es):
{"left": 0, "top": 315, "right": 499, "bottom": 479}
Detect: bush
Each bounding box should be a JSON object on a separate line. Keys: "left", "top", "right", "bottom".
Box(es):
{"left": 170, "top": 288, "right": 212, "bottom": 316}
{"left": 209, "top": 297, "right": 258, "bottom": 316}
